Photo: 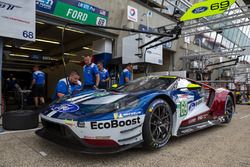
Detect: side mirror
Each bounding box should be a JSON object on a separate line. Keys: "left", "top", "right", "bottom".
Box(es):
{"left": 112, "top": 84, "right": 118, "bottom": 89}
{"left": 187, "top": 83, "right": 201, "bottom": 90}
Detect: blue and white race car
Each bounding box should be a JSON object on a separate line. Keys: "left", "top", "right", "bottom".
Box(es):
{"left": 36, "top": 75, "right": 234, "bottom": 154}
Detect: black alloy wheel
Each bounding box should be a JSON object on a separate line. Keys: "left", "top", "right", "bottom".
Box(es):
{"left": 224, "top": 96, "right": 234, "bottom": 123}
{"left": 143, "top": 99, "right": 173, "bottom": 150}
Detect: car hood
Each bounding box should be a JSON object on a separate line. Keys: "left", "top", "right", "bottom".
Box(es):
{"left": 42, "top": 90, "right": 153, "bottom": 121}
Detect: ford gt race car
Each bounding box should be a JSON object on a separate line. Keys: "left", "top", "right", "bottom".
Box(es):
{"left": 36, "top": 75, "right": 235, "bottom": 154}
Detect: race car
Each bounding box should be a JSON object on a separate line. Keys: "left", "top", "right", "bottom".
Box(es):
{"left": 36, "top": 75, "right": 235, "bottom": 154}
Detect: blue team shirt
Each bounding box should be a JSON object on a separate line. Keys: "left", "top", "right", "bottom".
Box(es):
{"left": 119, "top": 69, "right": 131, "bottom": 86}
{"left": 33, "top": 70, "right": 45, "bottom": 85}
{"left": 83, "top": 63, "right": 99, "bottom": 86}
{"left": 99, "top": 68, "right": 109, "bottom": 86}
{"left": 52, "top": 78, "right": 82, "bottom": 100}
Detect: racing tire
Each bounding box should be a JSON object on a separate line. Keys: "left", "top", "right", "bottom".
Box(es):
{"left": 2, "top": 110, "right": 39, "bottom": 130}
{"left": 224, "top": 96, "right": 234, "bottom": 123}
{"left": 143, "top": 99, "right": 173, "bottom": 150}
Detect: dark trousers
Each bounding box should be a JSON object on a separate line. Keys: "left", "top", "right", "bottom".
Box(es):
{"left": 83, "top": 85, "right": 94, "bottom": 90}
{"left": 99, "top": 84, "right": 107, "bottom": 89}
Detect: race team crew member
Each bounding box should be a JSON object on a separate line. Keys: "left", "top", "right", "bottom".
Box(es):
{"left": 30, "top": 65, "right": 45, "bottom": 108}
{"left": 53, "top": 71, "right": 82, "bottom": 100}
{"left": 97, "top": 61, "right": 110, "bottom": 89}
{"left": 119, "top": 63, "right": 133, "bottom": 86}
{"left": 83, "top": 55, "right": 100, "bottom": 90}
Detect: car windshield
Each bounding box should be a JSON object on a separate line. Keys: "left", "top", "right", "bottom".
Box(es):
{"left": 116, "top": 76, "right": 176, "bottom": 92}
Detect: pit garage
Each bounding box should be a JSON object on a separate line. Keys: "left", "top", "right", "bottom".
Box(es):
{"left": 2, "top": 14, "right": 117, "bottom": 111}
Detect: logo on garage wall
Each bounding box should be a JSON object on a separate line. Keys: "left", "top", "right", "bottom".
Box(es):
{"left": 36, "top": 0, "right": 57, "bottom": 13}
{"left": 0, "top": 1, "right": 21, "bottom": 11}
{"left": 130, "top": 8, "right": 136, "bottom": 16}
{"left": 127, "top": 5, "right": 138, "bottom": 22}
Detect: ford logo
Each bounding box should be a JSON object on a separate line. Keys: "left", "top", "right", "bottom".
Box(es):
{"left": 189, "top": 102, "right": 196, "bottom": 112}
{"left": 192, "top": 7, "right": 208, "bottom": 14}
{"left": 51, "top": 103, "right": 79, "bottom": 113}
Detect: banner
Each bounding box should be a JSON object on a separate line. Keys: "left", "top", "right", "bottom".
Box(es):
{"left": 0, "top": 0, "right": 36, "bottom": 41}
{"left": 181, "top": 0, "right": 236, "bottom": 21}
{"left": 36, "top": 0, "right": 109, "bottom": 26}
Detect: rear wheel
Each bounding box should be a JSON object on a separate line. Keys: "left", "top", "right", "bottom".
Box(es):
{"left": 143, "top": 99, "right": 173, "bottom": 150}
{"left": 224, "top": 96, "right": 234, "bottom": 123}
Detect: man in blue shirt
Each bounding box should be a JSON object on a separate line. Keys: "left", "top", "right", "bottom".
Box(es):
{"left": 30, "top": 66, "right": 46, "bottom": 108}
{"left": 53, "top": 70, "right": 82, "bottom": 100}
{"left": 83, "top": 55, "right": 100, "bottom": 90}
{"left": 97, "top": 61, "right": 110, "bottom": 89}
{"left": 119, "top": 63, "right": 133, "bottom": 86}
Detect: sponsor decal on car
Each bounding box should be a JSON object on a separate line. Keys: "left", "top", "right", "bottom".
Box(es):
{"left": 77, "top": 121, "right": 85, "bottom": 128}
{"left": 179, "top": 101, "right": 188, "bottom": 117}
{"left": 91, "top": 117, "right": 141, "bottom": 129}
{"left": 94, "top": 92, "right": 110, "bottom": 97}
{"left": 114, "top": 110, "right": 143, "bottom": 119}
{"left": 196, "top": 98, "right": 203, "bottom": 106}
{"left": 51, "top": 103, "right": 79, "bottom": 113}
{"left": 113, "top": 112, "right": 123, "bottom": 119}
{"left": 189, "top": 102, "right": 196, "bottom": 112}
{"left": 188, "top": 98, "right": 204, "bottom": 112}
{"left": 197, "top": 113, "right": 209, "bottom": 121}
{"left": 84, "top": 136, "right": 111, "bottom": 140}
{"left": 188, "top": 118, "right": 197, "bottom": 124}
{"left": 64, "top": 119, "right": 75, "bottom": 127}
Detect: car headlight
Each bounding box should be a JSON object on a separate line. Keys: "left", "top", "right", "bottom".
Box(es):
{"left": 90, "top": 96, "right": 139, "bottom": 115}
{"left": 115, "top": 98, "right": 139, "bottom": 110}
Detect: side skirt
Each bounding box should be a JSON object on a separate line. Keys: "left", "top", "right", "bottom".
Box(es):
{"left": 176, "top": 117, "right": 225, "bottom": 137}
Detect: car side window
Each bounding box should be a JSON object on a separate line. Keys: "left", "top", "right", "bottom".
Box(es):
{"left": 188, "top": 80, "right": 211, "bottom": 104}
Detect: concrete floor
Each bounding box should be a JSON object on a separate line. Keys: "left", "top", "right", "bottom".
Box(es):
{"left": 0, "top": 105, "right": 249, "bottom": 167}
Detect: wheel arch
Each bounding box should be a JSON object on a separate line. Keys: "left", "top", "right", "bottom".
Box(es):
{"left": 149, "top": 94, "right": 176, "bottom": 113}
{"left": 228, "top": 92, "right": 235, "bottom": 108}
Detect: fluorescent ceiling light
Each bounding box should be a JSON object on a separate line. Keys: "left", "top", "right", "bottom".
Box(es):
{"left": 83, "top": 47, "right": 92, "bottom": 50}
{"left": 83, "top": 47, "right": 101, "bottom": 53}
{"left": 57, "top": 26, "right": 85, "bottom": 34}
{"left": 64, "top": 53, "right": 77, "bottom": 56}
{"left": 9, "top": 54, "right": 29, "bottom": 58}
{"left": 69, "top": 60, "right": 81, "bottom": 63}
{"left": 36, "top": 21, "right": 45, "bottom": 25}
{"left": 36, "top": 38, "right": 60, "bottom": 45}
{"left": 20, "top": 47, "right": 43, "bottom": 52}
{"left": 51, "top": 58, "right": 59, "bottom": 61}
{"left": 4, "top": 45, "right": 12, "bottom": 48}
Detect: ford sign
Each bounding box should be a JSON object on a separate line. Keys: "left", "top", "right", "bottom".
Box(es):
{"left": 192, "top": 6, "right": 208, "bottom": 14}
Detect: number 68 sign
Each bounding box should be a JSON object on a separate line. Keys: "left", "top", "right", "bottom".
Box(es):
{"left": 0, "top": 0, "right": 35, "bottom": 41}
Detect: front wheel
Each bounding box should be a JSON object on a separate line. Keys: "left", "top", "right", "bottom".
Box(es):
{"left": 143, "top": 99, "right": 173, "bottom": 150}
{"left": 224, "top": 96, "right": 234, "bottom": 123}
